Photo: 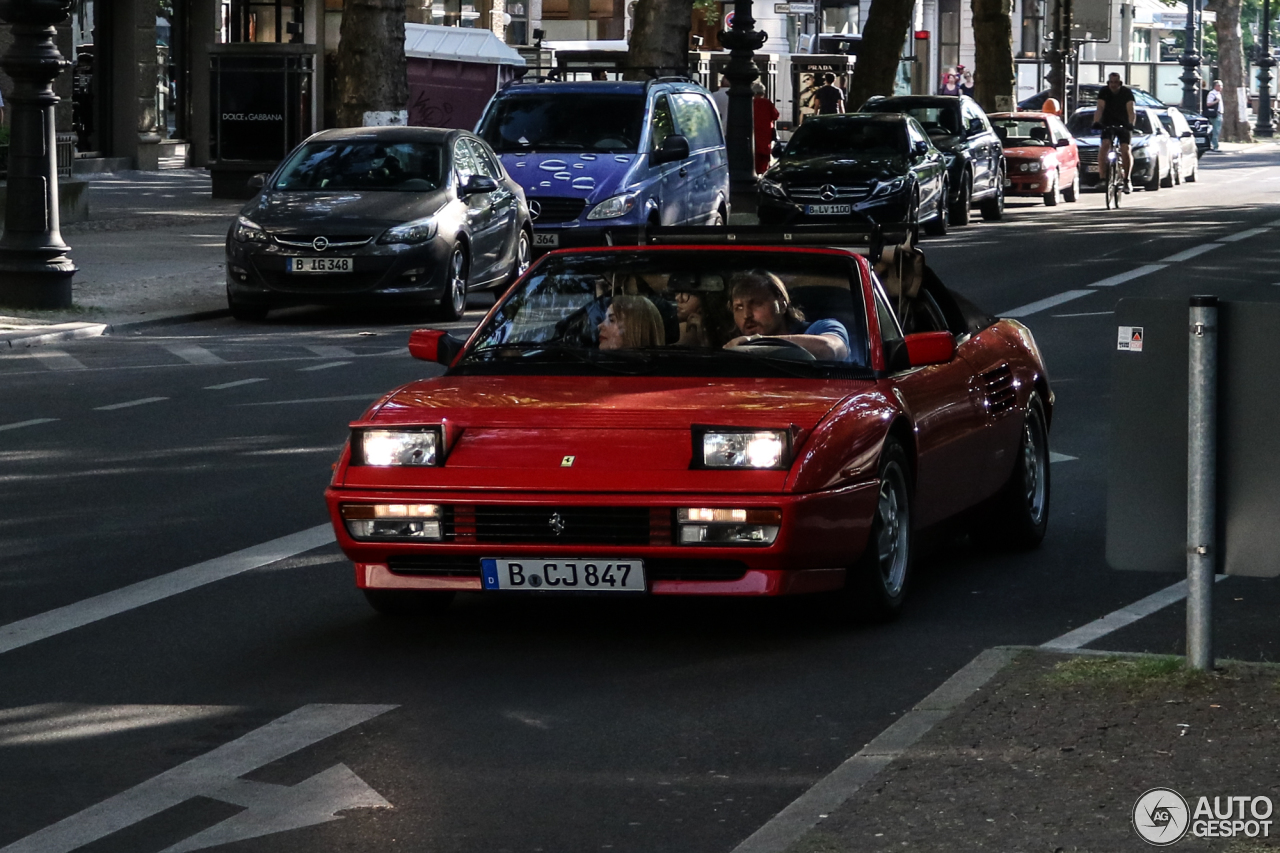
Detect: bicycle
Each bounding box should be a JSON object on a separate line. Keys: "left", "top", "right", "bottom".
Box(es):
{"left": 1097, "top": 125, "right": 1126, "bottom": 210}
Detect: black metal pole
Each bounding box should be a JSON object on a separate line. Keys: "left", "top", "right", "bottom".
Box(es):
{"left": 720, "top": 0, "right": 767, "bottom": 212}
{"left": 1180, "top": 0, "right": 1202, "bottom": 112}
{"left": 1256, "top": 0, "right": 1275, "bottom": 137}
{"left": 0, "top": 0, "right": 77, "bottom": 310}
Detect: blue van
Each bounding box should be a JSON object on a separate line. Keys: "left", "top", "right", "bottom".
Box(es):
{"left": 475, "top": 78, "right": 729, "bottom": 250}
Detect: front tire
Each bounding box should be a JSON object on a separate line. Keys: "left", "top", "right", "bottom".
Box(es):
{"left": 1145, "top": 160, "right": 1161, "bottom": 191}
{"left": 949, "top": 174, "right": 972, "bottom": 226}
{"left": 1062, "top": 170, "right": 1079, "bottom": 202}
{"left": 979, "top": 169, "right": 1005, "bottom": 221}
{"left": 924, "top": 180, "right": 949, "bottom": 236}
{"left": 363, "top": 589, "right": 455, "bottom": 617}
{"left": 986, "top": 394, "right": 1051, "bottom": 549}
{"left": 1043, "top": 171, "right": 1059, "bottom": 206}
{"left": 438, "top": 245, "right": 469, "bottom": 321}
{"left": 1161, "top": 158, "right": 1176, "bottom": 188}
{"left": 847, "top": 438, "right": 914, "bottom": 620}
{"left": 508, "top": 228, "right": 532, "bottom": 286}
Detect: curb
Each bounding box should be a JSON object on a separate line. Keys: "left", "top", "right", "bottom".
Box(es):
{"left": 104, "top": 308, "right": 233, "bottom": 333}
{"left": 1, "top": 323, "right": 110, "bottom": 350}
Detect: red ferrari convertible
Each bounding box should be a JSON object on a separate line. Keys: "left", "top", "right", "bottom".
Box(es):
{"left": 325, "top": 229, "right": 1053, "bottom": 619}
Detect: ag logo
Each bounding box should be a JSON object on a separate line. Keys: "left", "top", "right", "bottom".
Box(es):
{"left": 1134, "top": 788, "right": 1190, "bottom": 845}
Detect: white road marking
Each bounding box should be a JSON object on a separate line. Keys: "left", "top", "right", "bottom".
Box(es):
{"left": 730, "top": 648, "right": 1019, "bottom": 853}
{"left": 29, "top": 350, "right": 85, "bottom": 371}
{"left": 1268, "top": 218, "right": 1280, "bottom": 227}
{"left": 298, "top": 361, "right": 352, "bottom": 372}
{"left": 0, "top": 418, "right": 58, "bottom": 432}
{"left": 163, "top": 344, "right": 226, "bottom": 365}
{"left": 1051, "top": 311, "right": 1114, "bottom": 317}
{"left": 1049, "top": 452, "right": 1077, "bottom": 463}
{"left": 1086, "top": 263, "right": 1168, "bottom": 287}
{"left": 1001, "top": 289, "right": 1093, "bottom": 318}
{"left": 239, "top": 395, "right": 379, "bottom": 406}
{"left": 1040, "top": 574, "right": 1230, "bottom": 651}
{"left": 0, "top": 704, "right": 395, "bottom": 853}
{"left": 0, "top": 525, "right": 333, "bottom": 656}
{"left": 1216, "top": 227, "right": 1270, "bottom": 243}
{"left": 204, "top": 378, "right": 268, "bottom": 390}
{"left": 92, "top": 397, "right": 169, "bottom": 411}
{"left": 1159, "top": 243, "right": 1219, "bottom": 263}
{"left": 305, "top": 345, "right": 356, "bottom": 358}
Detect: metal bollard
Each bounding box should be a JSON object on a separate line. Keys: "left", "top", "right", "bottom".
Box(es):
{"left": 1186, "top": 295, "right": 1218, "bottom": 670}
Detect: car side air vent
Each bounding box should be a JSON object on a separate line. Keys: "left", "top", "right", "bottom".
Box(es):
{"left": 981, "top": 364, "right": 1016, "bottom": 415}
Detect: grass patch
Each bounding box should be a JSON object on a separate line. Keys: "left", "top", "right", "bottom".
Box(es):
{"left": 1044, "top": 655, "right": 1217, "bottom": 691}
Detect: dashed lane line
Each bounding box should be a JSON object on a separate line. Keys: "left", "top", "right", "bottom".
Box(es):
{"left": 162, "top": 344, "right": 226, "bottom": 365}
{"left": 0, "top": 418, "right": 58, "bottom": 432}
{"left": 305, "top": 345, "right": 356, "bottom": 358}
{"left": 1217, "top": 227, "right": 1271, "bottom": 243}
{"left": 297, "top": 361, "right": 352, "bottom": 372}
{"left": 29, "top": 350, "right": 86, "bottom": 371}
{"left": 238, "top": 394, "right": 380, "bottom": 406}
{"left": 1052, "top": 310, "right": 1114, "bottom": 317}
{"left": 204, "top": 378, "right": 268, "bottom": 390}
{"left": 1159, "top": 243, "right": 1221, "bottom": 263}
{"left": 0, "top": 525, "right": 334, "bottom": 656}
{"left": 93, "top": 397, "right": 169, "bottom": 411}
{"left": 1049, "top": 452, "right": 1077, "bottom": 463}
{"left": 1001, "top": 289, "right": 1093, "bottom": 318}
{"left": 1086, "top": 263, "right": 1168, "bottom": 287}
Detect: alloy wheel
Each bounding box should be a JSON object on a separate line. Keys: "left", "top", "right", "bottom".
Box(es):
{"left": 449, "top": 248, "right": 467, "bottom": 318}
{"left": 875, "top": 461, "right": 910, "bottom": 597}
{"left": 1021, "top": 409, "right": 1048, "bottom": 525}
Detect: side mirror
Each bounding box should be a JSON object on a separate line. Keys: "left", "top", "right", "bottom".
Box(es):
{"left": 1181, "top": 130, "right": 1193, "bottom": 138}
{"left": 913, "top": 140, "right": 930, "bottom": 157}
{"left": 247, "top": 173, "right": 267, "bottom": 190}
{"left": 967, "top": 118, "right": 985, "bottom": 135}
{"left": 408, "top": 329, "right": 463, "bottom": 366}
{"left": 904, "top": 331, "right": 956, "bottom": 367}
{"left": 650, "top": 134, "right": 690, "bottom": 166}
{"left": 461, "top": 174, "right": 498, "bottom": 196}
{"left": 1055, "top": 137, "right": 1070, "bottom": 147}
{"left": 771, "top": 140, "right": 784, "bottom": 157}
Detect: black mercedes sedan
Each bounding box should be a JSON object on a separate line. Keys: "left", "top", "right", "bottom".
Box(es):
{"left": 756, "top": 113, "right": 949, "bottom": 237}
{"left": 225, "top": 127, "right": 532, "bottom": 321}
{"left": 859, "top": 95, "right": 1006, "bottom": 224}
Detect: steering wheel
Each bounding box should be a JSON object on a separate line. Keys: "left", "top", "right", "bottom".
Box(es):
{"left": 731, "top": 337, "right": 818, "bottom": 362}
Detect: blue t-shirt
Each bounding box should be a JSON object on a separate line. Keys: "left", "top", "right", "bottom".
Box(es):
{"left": 795, "top": 317, "right": 853, "bottom": 362}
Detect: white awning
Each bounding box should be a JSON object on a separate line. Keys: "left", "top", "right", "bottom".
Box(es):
{"left": 1130, "top": 0, "right": 1215, "bottom": 28}
{"left": 404, "top": 22, "right": 527, "bottom": 66}
{"left": 541, "top": 39, "right": 631, "bottom": 52}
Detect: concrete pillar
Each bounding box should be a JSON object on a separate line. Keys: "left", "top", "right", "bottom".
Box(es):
{"left": 305, "top": 0, "right": 325, "bottom": 130}
{"left": 110, "top": 0, "right": 159, "bottom": 170}
{"left": 189, "top": 0, "right": 217, "bottom": 166}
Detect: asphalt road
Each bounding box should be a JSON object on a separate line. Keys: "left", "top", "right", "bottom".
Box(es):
{"left": 2, "top": 146, "right": 1278, "bottom": 853}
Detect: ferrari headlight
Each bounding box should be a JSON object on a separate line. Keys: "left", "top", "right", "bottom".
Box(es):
{"left": 232, "top": 216, "right": 268, "bottom": 243}
{"left": 758, "top": 177, "right": 788, "bottom": 199}
{"left": 676, "top": 507, "right": 781, "bottom": 546}
{"left": 357, "top": 428, "right": 440, "bottom": 466}
{"left": 341, "top": 503, "right": 443, "bottom": 540}
{"left": 698, "top": 429, "right": 790, "bottom": 469}
{"left": 378, "top": 216, "right": 438, "bottom": 245}
{"left": 586, "top": 191, "right": 639, "bottom": 220}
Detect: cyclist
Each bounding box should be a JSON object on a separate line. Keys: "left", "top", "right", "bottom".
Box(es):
{"left": 1093, "top": 72, "right": 1136, "bottom": 193}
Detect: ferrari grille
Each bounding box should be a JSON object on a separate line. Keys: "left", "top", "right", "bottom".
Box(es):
{"left": 387, "top": 556, "right": 480, "bottom": 576}
{"left": 474, "top": 505, "right": 650, "bottom": 545}
{"left": 981, "top": 364, "right": 1016, "bottom": 415}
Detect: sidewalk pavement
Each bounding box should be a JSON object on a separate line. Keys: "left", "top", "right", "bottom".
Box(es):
{"left": 1, "top": 170, "right": 241, "bottom": 347}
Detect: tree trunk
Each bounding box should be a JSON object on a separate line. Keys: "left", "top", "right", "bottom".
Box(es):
{"left": 971, "top": 0, "right": 1015, "bottom": 112}
{"left": 847, "top": 0, "right": 915, "bottom": 109}
{"left": 336, "top": 0, "right": 409, "bottom": 128}
{"left": 626, "top": 0, "right": 693, "bottom": 79}
{"left": 1207, "top": 0, "right": 1253, "bottom": 142}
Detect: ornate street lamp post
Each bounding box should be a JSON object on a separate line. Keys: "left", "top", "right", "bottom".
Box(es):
{"left": 720, "top": 0, "right": 767, "bottom": 210}
{"left": 1256, "top": 0, "right": 1275, "bottom": 137}
{"left": 1180, "top": 0, "right": 1202, "bottom": 113}
{"left": 0, "top": 0, "right": 77, "bottom": 309}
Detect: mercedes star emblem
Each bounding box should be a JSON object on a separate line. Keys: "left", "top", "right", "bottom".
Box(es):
{"left": 312, "top": 236, "right": 329, "bottom": 252}
{"left": 549, "top": 512, "right": 566, "bottom": 536}
{"left": 528, "top": 200, "right": 542, "bottom": 221}
{"left": 820, "top": 185, "right": 837, "bottom": 201}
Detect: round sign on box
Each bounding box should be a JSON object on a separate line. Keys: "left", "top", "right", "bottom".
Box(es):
{"left": 724, "top": 10, "right": 735, "bottom": 27}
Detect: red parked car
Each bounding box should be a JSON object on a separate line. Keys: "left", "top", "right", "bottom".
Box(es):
{"left": 325, "top": 230, "right": 1053, "bottom": 620}
{"left": 989, "top": 112, "right": 1080, "bottom": 206}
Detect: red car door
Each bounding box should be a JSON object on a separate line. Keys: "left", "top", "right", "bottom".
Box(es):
{"left": 956, "top": 328, "right": 1026, "bottom": 498}
{"left": 871, "top": 284, "right": 993, "bottom": 528}
{"left": 1050, "top": 115, "right": 1079, "bottom": 185}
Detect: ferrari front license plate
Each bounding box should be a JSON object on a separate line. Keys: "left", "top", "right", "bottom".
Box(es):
{"left": 288, "top": 257, "right": 352, "bottom": 273}
{"left": 481, "top": 558, "right": 646, "bottom": 592}
{"left": 805, "top": 204, "right": 852, "bottom": 215}
{"left": 532, "top": 232, "right": 559, "bottom": 248}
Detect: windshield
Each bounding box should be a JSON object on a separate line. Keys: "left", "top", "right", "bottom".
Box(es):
{"left": 477, "top": 93, "right": 646, "bottom": 153}
{"left": 272, "top": 141, "right": 443, "bottom": 192}
{"left": 784, "top": 119, "right": 905, "bottom": 158}
{"left": 993, "top": 118, "right": 1053, "bottom": 147}
{"left": 865, "top": 103, "right": 961, "bottom": 137}
{"left": 456, "top": 250, "right": 872, "bottom": 378}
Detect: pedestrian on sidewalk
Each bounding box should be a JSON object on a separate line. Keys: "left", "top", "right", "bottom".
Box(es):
{"left": 959, "top": 69, "right": 975, "bottom": 97}
{"left": 811, "top": 73, "right": 845, "bottom": 115}
{"left": 1205, "top": 80, "right": 1223, "bottom": 151}
{"left": 711, "top": 76, "right": 731, "bottom": 132}
{"left": 752, "top": 80, "right": 779, "bottom": 176}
